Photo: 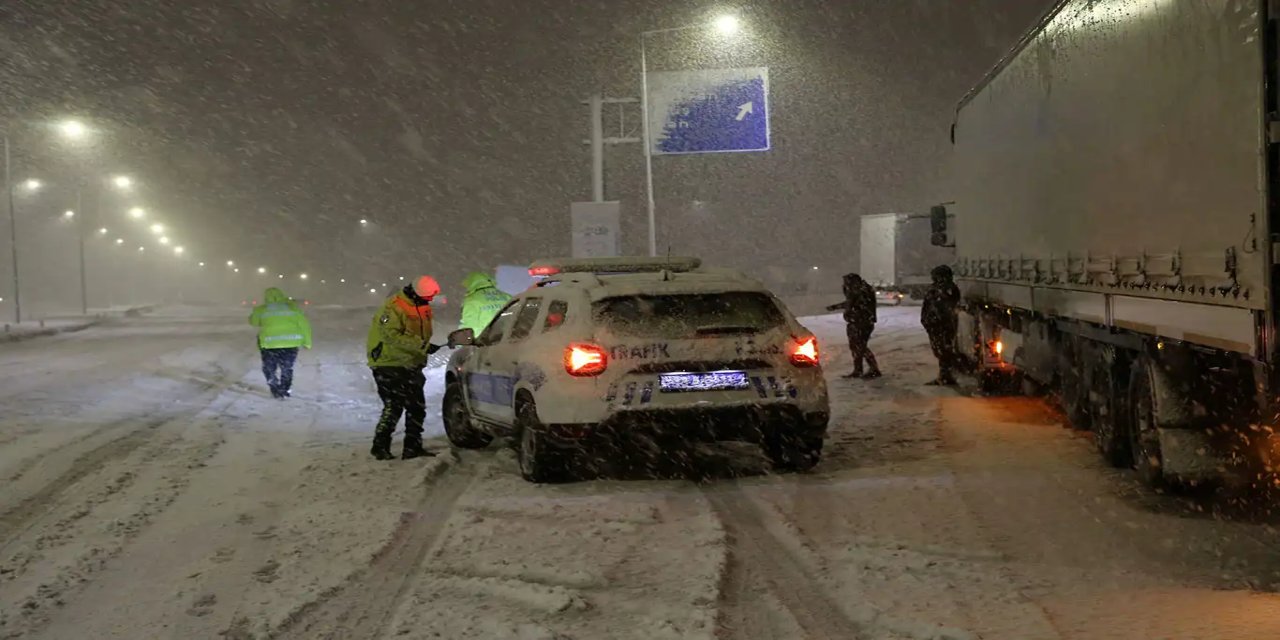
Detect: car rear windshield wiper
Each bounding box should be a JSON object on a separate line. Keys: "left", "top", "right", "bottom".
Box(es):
{"left": 695, "top": 325, "right": 758, "bottom": 335}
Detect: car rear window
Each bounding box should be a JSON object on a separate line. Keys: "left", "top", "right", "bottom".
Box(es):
{"left": 593, "top": 292, "right": 786, "bottom": 338}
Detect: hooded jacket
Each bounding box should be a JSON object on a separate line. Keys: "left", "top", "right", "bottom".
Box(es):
{"left": 459, "top": 271, "right": 513, "bottom": 334}
{"left": 249, "top": 288, "right": 312, "bottom": 350}
{"left": 366, "top": 286, "right": 434, "bottom": 368}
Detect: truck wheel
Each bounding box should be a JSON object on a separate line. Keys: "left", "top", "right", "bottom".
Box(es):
{"left": 1090, "top": 349, "right": 1131, "bottom": 468}
{"left": 1059, "top": 346, "right": 1091, "bottom": 431}
{"left": 442, "top": 381, "right": 492, "bottom": 449}
{"left": 765, "top": 432, "right": 823, "bottom": 472}
{"left": 1128, "top": 360, "right": 1164, "bottom": 486}
{"left": 516, "top": 400, "right": 569, "bottom": 483}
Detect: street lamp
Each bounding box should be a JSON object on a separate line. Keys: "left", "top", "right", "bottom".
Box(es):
{"left": 22, "top": 179, "right": 41, "bottom": 191}
{"left": 149, "top": 223, "right": 163, "bottom": 234}
{"left": 257, "top": 267, "right": 266, "bottom": 274}
{"left": 639, "top": 14, "right": 742, "bottom": 256}
{"left": 129, "top": 207, "right": 145, "bottom": 219}
{"left": 63, "top": 210, "right": 75, "bottom": 218}
{"left": 174, "top": 246, "right": 184, "bottom": 255}
{"left": 115, "top": 238, "right": 124, "bottom": 245}
{"left": 299, "top": 273, "right": 308, "bottom": 280}
{"left": 359, "top": 218, "right": 368, "bottom": 226}
{"left": 57, "top": 119, "right": 88, "bottom": 140}
{"left": 158, "top": 236, "right": 170, "bottom": 245}
{"left": 234, "top": 267, "right": 240, "bottom": 273}
{"left": 112, "top": 175, "right": 133, "bottom": 190}
{"left": 198, "top": 261, "right": 205, "bottom": 267}
{"left": 98, "top": 227, "right": 108, "bottom": 234}
{"left": 226, "top": 260, "right": 235, "bottom": 267}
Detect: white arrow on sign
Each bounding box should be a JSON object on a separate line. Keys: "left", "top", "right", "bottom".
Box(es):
{"left": 735, "top": 102, "right": 754, "bottom": 121}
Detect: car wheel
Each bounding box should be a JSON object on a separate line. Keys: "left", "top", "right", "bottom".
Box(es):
{"left": 442, "top": 381, "right": 492, "bottom": 449}
{"left": 765, "top": 432, "right": 822, "bottom": 472}
{"left": 516, "top": 400, "right": 568, "bottom": 483}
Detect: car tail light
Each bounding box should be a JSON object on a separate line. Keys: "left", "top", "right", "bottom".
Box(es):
{"left": 530, "top": 265, "right": 560, "bottom": 277}
{"left": 791, "top": 336, "right": 819, "bottom": 367}
{"left": 564, "top": 343, "right": 608, "bottom": 376}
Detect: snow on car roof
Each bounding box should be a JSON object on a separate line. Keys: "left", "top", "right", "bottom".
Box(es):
{"left": 539, "top": 269, "right": 771, "bottom": 301}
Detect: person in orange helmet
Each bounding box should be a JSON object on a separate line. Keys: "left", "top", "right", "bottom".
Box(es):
{"left": 365, "top": 275, "right": 443, "bottom": 460}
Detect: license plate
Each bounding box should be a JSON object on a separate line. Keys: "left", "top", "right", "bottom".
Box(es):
{"left": 659, "top": 371, "right": 750, "bottom": 392}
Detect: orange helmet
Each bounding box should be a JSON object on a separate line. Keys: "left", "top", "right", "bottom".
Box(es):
{"left": 412, "top": 275, "right": 441, "bottom": 300}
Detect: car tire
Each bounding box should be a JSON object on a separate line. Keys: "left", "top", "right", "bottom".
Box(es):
{"left": 516, "top": 400, "right": 569, "bottom": 483}
{"left": 765, "top": 432, "right": 823, "bottom": 472}
{"left": 1090, "top": 348, "right": 1131, "bottom": 468}
{"left": 442, "top": 381, "right": 492, "bottom": 449}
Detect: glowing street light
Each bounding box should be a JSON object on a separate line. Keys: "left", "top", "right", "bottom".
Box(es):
{"left": 713, "top": 14, "right": 741, "bottom": 35}
{"left": 137, "top": 246, "right": 145, "bottom": 252}
{"left": 57, "top": 119, "right": 88, "bottom": 139}
{"left": 340, "top": 278, "right": 346, "bottom": 283}
{"left": 98, "top": 227, "right": 108, "bottom": 234}
{"left": 115, "top": 238, "right": 124, "bottom": 245}
{"left": 129, "top": 207, "right": 145, "bottom": 219}
{"left": 23, "top": 179, "right": 41, "bottom": 191}
{"left": 226, "top": 260, "right": 235, "bottom": 267}
{"left": 149, "top": 223, "right": 164, "bottom": 234}
{"left": 158, "top": 236, "right": 170, "bottom": 245}
{"left": 299, "top": 273, "right": 308, "bottom": 280}
{"left": 198, "top": 261, "right": 205, "bottom": 267}
{"left": 369, "top": 288, "right": 377, "bottom": 293}
{"left": 257, "top": 266, "right": 266, "bottom": 274}
{"left": 63, "top": 210, "right": 75, "bottom": 218}
{"left": 234, "top": 268, "right": 240, "bottom": 273}
{"left": 359, "top": 218, "right": 369, "bottom": 226}
{"left": 112, "top": 175, "right": 133, "bottom": 190}
{"left": 277, "top": 274, "right": 284, "bottom": 279}
{"left": 174, "top": 246, "right": 185, "bottom": 255}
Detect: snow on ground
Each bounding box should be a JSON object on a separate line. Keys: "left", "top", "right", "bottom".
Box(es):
{"left": 3, "top": 305, "right": 1280, "bottom": 639}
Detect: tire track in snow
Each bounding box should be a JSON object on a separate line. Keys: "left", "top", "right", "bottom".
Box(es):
{"left": 0, "top": 362, "right": 250, "bottom": 551}
{"left": 273, "top": 456, "right": 469, "bottom": 640}
{"left": 707, "top": 485, "right": 868, "bottom": 640}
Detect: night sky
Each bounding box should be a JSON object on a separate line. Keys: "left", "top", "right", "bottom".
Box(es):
{"left": 0, "top": 0, "right": 1052, "bottom": 303}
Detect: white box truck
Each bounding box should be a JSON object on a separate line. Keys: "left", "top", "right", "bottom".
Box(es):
{"left": 860, "top": 213, "right": 955, "bottom": 301}
{"left": 936, "top": 0, "right": 1280, "bottom": 487}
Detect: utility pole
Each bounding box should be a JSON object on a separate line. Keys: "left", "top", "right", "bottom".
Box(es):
{"left": 581, "top": 96, "right": 640, "bottom": 203}
{"left": 3, "top": 135, "right": 18, "bottom": 324}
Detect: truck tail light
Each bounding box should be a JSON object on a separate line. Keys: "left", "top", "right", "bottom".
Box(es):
{"left": 565, "top": 343, "right": 608, "bottom": 376}
{"left": 791, "top": 337, "right": 820, "bottom": 367}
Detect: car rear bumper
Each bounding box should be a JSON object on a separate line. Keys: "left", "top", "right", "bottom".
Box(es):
{"left": 540, "top": 403, "right": 829, "bottom": 451}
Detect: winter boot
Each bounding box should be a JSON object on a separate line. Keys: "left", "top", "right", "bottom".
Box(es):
{"left": 863, "top": 369, "right": 883, "bottom": 380}
{"left": 370, "top": 434, "right": 395, "bottom": 461}
{"left": 401, "top": 437, "right": 436, "bottom": 460}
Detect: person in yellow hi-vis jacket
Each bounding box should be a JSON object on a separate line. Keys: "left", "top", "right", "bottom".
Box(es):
{"left": 249, "top": 287, "right": 312, "bottom": 399}
{"left": 365, "top": 276, "right": 443, "bottom": 460}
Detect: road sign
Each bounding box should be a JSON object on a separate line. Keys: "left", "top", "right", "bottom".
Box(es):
{"left": 646, "top": 67, "right": 770, "bottom": 155}
{"left": 570, "top": 201, "right": 621, "bottom": 258}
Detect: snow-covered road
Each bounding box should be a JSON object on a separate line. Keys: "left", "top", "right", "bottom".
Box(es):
{"left": 3, "top": 306, "right": 1280, "bottom": 639}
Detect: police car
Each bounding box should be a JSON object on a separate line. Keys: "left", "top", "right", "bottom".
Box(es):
{"left": 442, "top": 257, "right": 830, "bottom": 483}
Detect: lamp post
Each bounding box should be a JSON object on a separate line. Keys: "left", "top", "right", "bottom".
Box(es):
{"left": 4, "top": 134, "right": 19, "bottom": 323}
{"left": 639, "top": 15, "right": 741, "bottom": 256}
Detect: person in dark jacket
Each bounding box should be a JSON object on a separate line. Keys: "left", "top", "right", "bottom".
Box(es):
{"left": 921, "top": 265, "right": 961, "bottom": 385}
{"left": 826, "top": 273, "right": 882, "bottom": 379}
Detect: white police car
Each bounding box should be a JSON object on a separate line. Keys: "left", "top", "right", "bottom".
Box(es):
{"left": 442, "top": 257, "right": 830, "bottom": 483}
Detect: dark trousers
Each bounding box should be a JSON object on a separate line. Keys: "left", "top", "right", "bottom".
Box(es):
{"left": 846, "top": 323, "right": 879, "bottom": 374}
{"left": 371, "top": 367, "right": 426, "bottom": 445}
{"left": 926, "top": 326, "right": 959, "bottom": 382}
{"left": 261, "top": 348, "right": 299, "bottom": 395}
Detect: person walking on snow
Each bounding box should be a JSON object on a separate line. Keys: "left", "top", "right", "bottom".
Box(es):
{"left": 366, "top": 275, "right": 444, "bottom": 461}
{"left": 249, "top": 287, "right": 312, "bottom": 399}
{"left": 826, "top": 273, "right": 881, "bottom": 379}
{"left": 922, "top": 265, "right": 962, "bottom": 386}
{"left": 459, "top": 271, "right": 513, "bottom": 334}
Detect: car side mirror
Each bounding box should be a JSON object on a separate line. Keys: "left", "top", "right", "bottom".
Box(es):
{"left": 930, "top": 204, "right": 951, "bottom": 247}
{"left": 448, "top": 328, "right": 475, "bottom": 348}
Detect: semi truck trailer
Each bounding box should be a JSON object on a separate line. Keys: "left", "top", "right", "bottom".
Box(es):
{"left": 860, "top": 213, "right": 955, "bottom": 300}
{"left": 935, "top": 0, "right": 1280, "bottom": 486}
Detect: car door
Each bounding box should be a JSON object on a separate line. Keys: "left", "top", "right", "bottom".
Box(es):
{"left": 467, "top": 299, "right": 521, "bottom": 422}
{"left": 474, "top": 297, "right": 544, "bottom": 425}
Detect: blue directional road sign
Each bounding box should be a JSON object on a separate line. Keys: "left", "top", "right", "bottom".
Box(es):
{"left": 647, "top": 67, "right": 771, "bottom": 155}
